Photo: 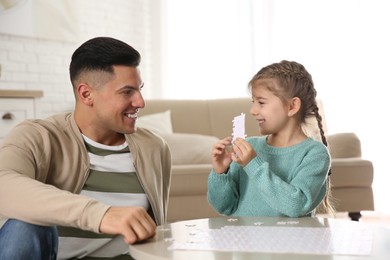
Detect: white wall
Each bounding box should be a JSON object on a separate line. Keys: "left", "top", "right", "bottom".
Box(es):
{"left": 0, "top": 0, "right": 162, "bottom": 118}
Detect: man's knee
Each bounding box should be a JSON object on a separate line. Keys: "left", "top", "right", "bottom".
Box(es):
{"left": 0, "top": 219, "right": 58, "bottom": 259}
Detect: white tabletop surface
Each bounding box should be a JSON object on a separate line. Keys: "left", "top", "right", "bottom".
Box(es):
{"left": 129, "top": 216, "right": 390, "bottom": 260}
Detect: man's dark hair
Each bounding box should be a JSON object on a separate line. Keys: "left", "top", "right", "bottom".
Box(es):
{"left": 69, "top": 37, "right": 141, "bottom": 87}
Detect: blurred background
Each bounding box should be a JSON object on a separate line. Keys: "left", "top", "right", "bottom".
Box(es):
{"left": 0, "top": 0, "right": 389, "bottom": 213}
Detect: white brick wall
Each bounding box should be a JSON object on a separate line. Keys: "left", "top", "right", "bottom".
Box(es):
{"left": 0, "top": 0, "right": 161, "bottom": 119}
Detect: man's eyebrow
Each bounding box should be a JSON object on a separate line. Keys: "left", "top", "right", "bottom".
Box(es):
{"left": 120, "top": 82, "right": 144, "bottom": 91}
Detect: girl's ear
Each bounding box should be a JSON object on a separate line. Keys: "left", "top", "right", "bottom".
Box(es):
{"left": 287, "top": 97, "right": 301, "bottom": 117}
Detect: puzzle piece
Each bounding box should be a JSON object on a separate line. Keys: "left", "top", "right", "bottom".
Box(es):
{"left": 232, "top": 113, "right": 246, "bottom": 142}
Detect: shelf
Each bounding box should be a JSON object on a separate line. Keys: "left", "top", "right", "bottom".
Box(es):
{"left": 0, "top": 89, "right": 43, "bottom": 98}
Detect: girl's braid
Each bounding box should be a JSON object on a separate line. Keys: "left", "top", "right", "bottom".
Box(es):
{"left": 313, "top": 105, "right": 327, "bottom": 146}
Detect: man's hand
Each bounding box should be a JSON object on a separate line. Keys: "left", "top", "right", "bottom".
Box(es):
{"left": 99, "top": 206, "right": 156, "bottom": 244}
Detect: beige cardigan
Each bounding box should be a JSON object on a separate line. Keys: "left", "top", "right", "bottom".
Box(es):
{"left": 0, "top": 113, "right": 171, "bottom": 232}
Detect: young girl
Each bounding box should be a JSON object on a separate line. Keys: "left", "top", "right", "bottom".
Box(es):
{"left": 207, "top": 60, "right": 334, "bottom": 217}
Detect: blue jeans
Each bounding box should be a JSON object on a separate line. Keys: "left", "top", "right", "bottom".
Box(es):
{"left": 0, "top": 219, "right": 58, "bottom": 260}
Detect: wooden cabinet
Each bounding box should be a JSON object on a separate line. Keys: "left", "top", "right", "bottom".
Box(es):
{"left": 0, "top": 90, "right": 43, "bottom": 143}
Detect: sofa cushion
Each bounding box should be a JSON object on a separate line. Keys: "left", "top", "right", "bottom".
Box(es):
{"left": 136, "top": 110, "right": 173, "bottom": 135}
{"left": 160, "top": 133, "right": 219, "bottom": 165}
{"left": 330, "top": 158, "right": 374, "bottom": 187}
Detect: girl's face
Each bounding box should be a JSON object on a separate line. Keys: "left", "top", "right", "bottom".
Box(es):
{"left": 250, "top": 80, "right": 289, "bottom": 136}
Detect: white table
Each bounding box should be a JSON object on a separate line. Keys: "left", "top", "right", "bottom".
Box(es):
{"left": 129, "top": 216, "right": 390, "bottom": 260}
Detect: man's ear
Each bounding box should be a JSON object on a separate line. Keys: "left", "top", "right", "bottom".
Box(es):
{"left": 76, "top": 83, "right": 93, "bottom": 106}
{"left": 287, "top": 97, "right": 301, "bottom": 117}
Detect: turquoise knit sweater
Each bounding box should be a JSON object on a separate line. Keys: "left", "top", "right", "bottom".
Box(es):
{"left": 207, "top": 136, "right": 330, "bottom": 217}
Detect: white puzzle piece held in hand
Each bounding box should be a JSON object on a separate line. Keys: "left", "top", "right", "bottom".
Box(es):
{"left": 232, "top": 113, "right": 247, "bottom": 141}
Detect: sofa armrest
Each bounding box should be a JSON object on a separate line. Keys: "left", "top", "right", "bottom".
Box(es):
{"left": 327, "top": 132, "right": 361, "bottom": 158}
{"left": 330, "top": 158, "right": 374, "bottom": 188}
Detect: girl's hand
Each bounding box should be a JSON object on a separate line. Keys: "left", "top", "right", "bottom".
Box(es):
{"left": 211, "top": 136, "right": 233, "bottom": 174}
{"left": 231, "top": 137, "right": 257, "bottom": 167}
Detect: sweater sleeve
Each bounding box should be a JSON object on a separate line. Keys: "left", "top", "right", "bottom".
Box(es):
{"left": 0, "top": 120, "right": 110, "bottom": 233}
{"left": 207, "top": 164, "right": 241, "bottom": 215}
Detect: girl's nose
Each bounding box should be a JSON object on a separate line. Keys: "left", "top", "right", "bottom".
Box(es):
{"left": 249, "top": 104, "right": 258, "bottom": 116}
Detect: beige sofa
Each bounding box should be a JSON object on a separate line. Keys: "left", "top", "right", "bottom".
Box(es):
{"left": 137, "top": 98, "right": 374, "bottom": 222}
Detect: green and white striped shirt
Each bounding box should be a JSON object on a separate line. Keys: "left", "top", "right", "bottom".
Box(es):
{"left": 57, "top": 135, "right": 149, "bottom": 259}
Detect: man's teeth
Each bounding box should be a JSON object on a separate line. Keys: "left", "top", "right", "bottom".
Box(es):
{"left": 127, "top": 113, "right": 137, "bottom": 118}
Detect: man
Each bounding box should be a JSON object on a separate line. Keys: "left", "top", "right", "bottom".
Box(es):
{"left": 0, "top": 37, "right": 171, "bottom": 259}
